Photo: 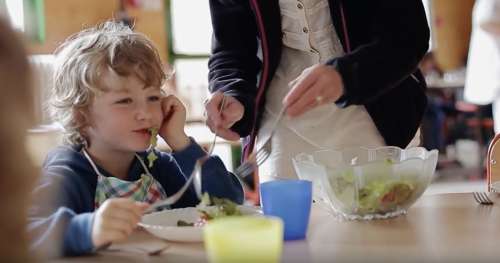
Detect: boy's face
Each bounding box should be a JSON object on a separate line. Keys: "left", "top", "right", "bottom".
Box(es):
{"left": 85, "top": 70, "right": 163, "bottom": 154}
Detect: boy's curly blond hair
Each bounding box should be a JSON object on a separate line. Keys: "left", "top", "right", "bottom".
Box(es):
{"left": 50, "top": 21, "right": 166, "bottom": 145}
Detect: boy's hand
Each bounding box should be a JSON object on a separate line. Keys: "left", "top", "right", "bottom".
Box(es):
{"left": 159, "top": 95, "right": 190, "bottom": 151}
{"left": 92, "top": 199, "right": 148, "bottom": 248}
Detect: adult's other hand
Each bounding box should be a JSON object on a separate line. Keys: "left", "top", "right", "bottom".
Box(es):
{"left": 204, "top": 92, "right": 244, "bottom": 141}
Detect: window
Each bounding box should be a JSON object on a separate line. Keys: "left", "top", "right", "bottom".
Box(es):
{"left": 167, "top": 1, "right": 236, "bottom": 170}
{"left": 171, "top": 0, "right": 211, "bottom": 55}
{"left": 5, "top": 0, "right": 24, "bottom": 31}
{"left": 422, "top": 0, "right": 433, "bottom": 50}
{"left": 3, "top": 0, "right": 45, "bottom": 42}
{"left": 168, "top": 0, "right": 212, "bottom": 121}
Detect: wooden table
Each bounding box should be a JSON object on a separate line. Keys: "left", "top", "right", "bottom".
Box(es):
{"left": 52, "top": 193, "right": 500, "bottom": 262}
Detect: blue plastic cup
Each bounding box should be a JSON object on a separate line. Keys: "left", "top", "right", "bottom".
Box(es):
{"left": 260, "top": 179, "right": 312, "bottom": 240}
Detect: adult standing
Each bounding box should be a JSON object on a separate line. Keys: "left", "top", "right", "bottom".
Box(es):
{"left": 205, "top": 0, "right": 430, "bottom": 194}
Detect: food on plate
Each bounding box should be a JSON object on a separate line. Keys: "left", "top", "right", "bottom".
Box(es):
{"left": 177, "top": 193, "right": 242, "bottom": 227}
{"left": 176, "top": 220, "right": 196, "bottom": 227}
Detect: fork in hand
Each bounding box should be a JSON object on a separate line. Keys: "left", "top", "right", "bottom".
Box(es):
{"left": 472, "top": 192, "right": 494, "bottom": 205}
{"left": 234, "top": 106, "right": 287, "bottom": 180}
{"left": 144, "top": 157, "right": 206, "bottom": 213}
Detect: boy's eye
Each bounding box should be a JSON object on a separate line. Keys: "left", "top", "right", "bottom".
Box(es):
{"left": 148, "top": 96, "right": 160, "bottom": 102}
{"left": 115, "top": 98, "right": 133, "bottom": 104}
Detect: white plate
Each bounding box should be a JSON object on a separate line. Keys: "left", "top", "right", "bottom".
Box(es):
{"left": 139, "top": 206, "right": 262, "bottom": 242}
{"left": 492, "top": 181, "right": 500, "bottom": 193}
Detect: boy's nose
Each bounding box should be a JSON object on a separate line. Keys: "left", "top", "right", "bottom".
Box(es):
{"left": 135, "top": 105, "right": 153, "bottom": 121}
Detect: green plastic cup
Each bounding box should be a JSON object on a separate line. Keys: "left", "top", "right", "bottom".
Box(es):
{"left": 204, "top": 216, "right": 283, "bottom": 263}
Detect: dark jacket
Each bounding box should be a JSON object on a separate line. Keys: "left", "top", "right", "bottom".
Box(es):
{"left": 29, "top": 140, "right": 243, "bottom": 257}
{"left": 208, "top": 0, "right": 430, "bottom": 152}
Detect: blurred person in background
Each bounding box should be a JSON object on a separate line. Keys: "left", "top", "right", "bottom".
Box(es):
{"left": 0, "top": 16, "right": 37, "bottom": 261}
{"left": 465, "top": 0, "right": 500, "bottom": 132}
{"left": 419, "top": 52, "right": 446, "bottom": 151}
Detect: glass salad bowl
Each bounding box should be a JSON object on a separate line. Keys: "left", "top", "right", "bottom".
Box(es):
{"left": 292, "top": 146, "right": 438, "bottom": 220}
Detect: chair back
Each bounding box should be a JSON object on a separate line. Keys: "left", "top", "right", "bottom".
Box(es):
{"left": 486, "top": 134, "right": 500, "bottom": 191}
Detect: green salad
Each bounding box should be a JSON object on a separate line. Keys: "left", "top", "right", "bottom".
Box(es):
{"left": 329, "top": 159, "right": 419, "bottom": 214}
{"left": 147, "top": 128, "right": 159, "bottom": 168}
{"left": 177, "top": 193, "right": 242, "bottom": 227}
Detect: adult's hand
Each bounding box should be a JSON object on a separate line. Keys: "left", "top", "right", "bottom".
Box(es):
{"left": 283, "top": 64, "right": 344, "bottom": 117}
{"left": 204, "top": 91, "right": 244, "bottom": 141}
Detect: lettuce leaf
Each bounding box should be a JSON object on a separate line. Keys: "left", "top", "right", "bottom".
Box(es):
{"left": 147, "top": 128, "right": 159, "bottom": 168}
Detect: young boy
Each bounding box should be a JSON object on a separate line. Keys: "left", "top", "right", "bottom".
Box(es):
{"left": 29, "top": 21, "right": 243, "bottom": 258}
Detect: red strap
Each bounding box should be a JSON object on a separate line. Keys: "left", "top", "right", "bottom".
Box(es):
{"left": 244, "top": 0, "right": 270, "bottom": 204}
{"left": 339, "top": 1, "right": 351, "bottom": 53}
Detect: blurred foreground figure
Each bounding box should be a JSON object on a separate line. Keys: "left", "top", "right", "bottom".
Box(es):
{"left": 0, "top": 17, "right": 37, "bottom": 261}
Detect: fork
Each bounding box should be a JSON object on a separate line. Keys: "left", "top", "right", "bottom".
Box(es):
{"left": 234, "top": 106, "right": 287, "bottom": 180}
{"left": 144, "top": 158, "right": 206, "bottom": 213}
{"left": 106, "top": 244, "right": 170, "bottom": 256}
{"left": 144, "top": 97, "right": 227, "bottom": 213}
{"left": 472, "top": 192, "right": 494, "bottom": 205}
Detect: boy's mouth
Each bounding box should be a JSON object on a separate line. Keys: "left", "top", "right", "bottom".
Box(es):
{"left": 133, "top": 128, "right": 151, "bottom": 135}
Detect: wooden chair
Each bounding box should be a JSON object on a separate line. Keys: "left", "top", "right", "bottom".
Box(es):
{"left": 486, "top": 133, "right": 500, "bottom": 191}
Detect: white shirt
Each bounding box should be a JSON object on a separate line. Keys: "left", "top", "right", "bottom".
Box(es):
{"left": 258, "top": 0, "right": 384, "bottom": 151}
